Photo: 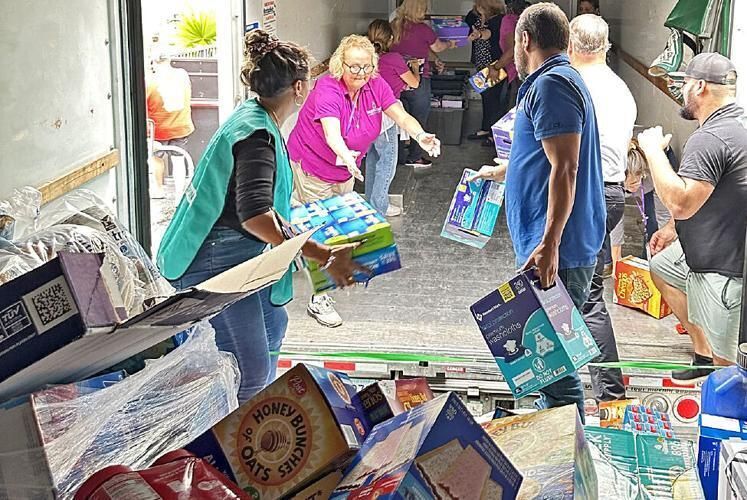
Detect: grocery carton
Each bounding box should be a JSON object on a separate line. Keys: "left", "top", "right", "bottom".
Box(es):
{"left": 469, "top": 66, "right": 508, "bottom": 93}
{"left": 353, "top": 378, "right": 434, "bottom": 430}
{"left": 482, "top": 405, "right": 598, "bottom": 499}
{"left": 586, "top": 427, "right": 704, "bottom": 499}
{"left": 290, "top": 193, "right": 401, "bottom": 291}
{"left": 290, "top": 470, "right": 344, "bottom": 500}
{"left": 598, "top": 398, "right": 640, "bottom": 429}
{"left": 491, "top": 107, "right": 517, "bottom": 160}
{"left": 185, "top": 364, "right": 368, "bottom": 499}
{"left": 308, "top": 245, "right": 401, "bottom": 293}
{"left": 430, "top": 16, "right": 470, "bottom": 47}
{"left": 697, "top": 414, "right": 747, "bottom": 499}
{"left": 441, "top": 169, "right": 505, "bottom": 249}
{"left": 471, "top": 270, "right": 601, "bottom": 398}
{"left": 613, "top": 256, "right": 672, "bottom": 319}
{"left": 332, "top": 392, "right": 523, "bottom": 499}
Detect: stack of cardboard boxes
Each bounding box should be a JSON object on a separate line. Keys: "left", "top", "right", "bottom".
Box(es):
{"left": 290, "top": 193, "right": 401, "bottom": 292}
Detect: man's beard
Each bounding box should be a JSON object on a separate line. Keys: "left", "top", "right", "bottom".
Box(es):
{"left": 679, "top": 89, "right": 697, "bottom": 120}
{"left": 516, "top": 49, "right": 529, "bottom": 81}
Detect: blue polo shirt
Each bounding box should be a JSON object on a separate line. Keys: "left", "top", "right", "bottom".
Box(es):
{"left": 505, "top": 53, "right": 605, "bottom": 269}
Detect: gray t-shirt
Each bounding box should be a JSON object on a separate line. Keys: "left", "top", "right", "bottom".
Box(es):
{"left": 676, "top": 103, "right": 747, "bottom": 277}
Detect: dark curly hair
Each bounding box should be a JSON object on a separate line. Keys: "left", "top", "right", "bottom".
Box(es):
{"left": 241, "top": 30, "right": 311, "bottom": 98}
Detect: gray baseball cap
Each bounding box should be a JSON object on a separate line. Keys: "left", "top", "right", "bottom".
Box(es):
{"left": 670, "top": 52, "right": 737, "bottom": 85}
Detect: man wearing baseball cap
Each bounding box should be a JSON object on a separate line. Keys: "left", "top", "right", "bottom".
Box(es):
{"left": 637, "top": 53, "right": 746, "bottom": 376}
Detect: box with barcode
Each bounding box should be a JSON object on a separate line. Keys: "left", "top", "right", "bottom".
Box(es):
{"left": 441, "top": 169, "right": 505, "bottom": 249}
{"left": 185, "top": 363, "right": 368, "bottom": 499}
{"left": 470, "top": 270, "right": 600, "bottom": 398}
{"left": 0, "top": 252, "right": 119, "bottom": 384}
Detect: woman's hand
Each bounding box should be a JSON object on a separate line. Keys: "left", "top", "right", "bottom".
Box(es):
{"left": 342, "top": 150, "right": 363, "bottom": 181}
{"left": 433, "top": 58, "right": 446, "bottom": 74}
{"left": 468, "top": 28, "right": 481, "bottom": 42}
{"left": 467, "top": 159, "right": 508, "bottom": 182}
{"left": 416, "top": 133, "right": 441, "bottom": 158}
{"left": 324, "top": 244, "right": 372, "bottom": 288}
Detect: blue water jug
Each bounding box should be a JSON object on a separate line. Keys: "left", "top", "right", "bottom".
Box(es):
{"left": 701, "top": 343, "right": 747, "bottom": 420}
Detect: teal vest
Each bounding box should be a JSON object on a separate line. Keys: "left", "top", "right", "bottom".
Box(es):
{"left": 157, "top": 98, "right": 294, "bottom": 305}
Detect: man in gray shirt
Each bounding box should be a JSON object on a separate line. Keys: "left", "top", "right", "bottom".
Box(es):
{"left": 638, "top": 53, "right": 746, "bottom": 376}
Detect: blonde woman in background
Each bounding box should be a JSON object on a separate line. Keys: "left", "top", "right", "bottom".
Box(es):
{"left": 390, "top": 0, "right": 457, "bottom": 168}
{"left": 287, "top": 34, "right": 441, "bottom": 327}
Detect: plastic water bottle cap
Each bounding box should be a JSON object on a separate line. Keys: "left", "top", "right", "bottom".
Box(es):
{"left": 738, "top": 343, "right": 747, "bottom": 370}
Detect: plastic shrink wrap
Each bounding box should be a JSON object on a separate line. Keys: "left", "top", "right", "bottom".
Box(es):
{"left": 0, "top": 187, "right": 173, "bottom": 317}
{"left": 0, "top": 321, "right": 239, "bottom": 500}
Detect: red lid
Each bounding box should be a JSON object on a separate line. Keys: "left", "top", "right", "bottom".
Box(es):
{"left": 153, "top": 449, "right": 195, "bottom": 466}
{"left": 74, "top": 465, "right": 132, "bottom": 500}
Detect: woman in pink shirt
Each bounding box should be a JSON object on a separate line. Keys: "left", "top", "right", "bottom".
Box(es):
{"left": 366, "top": 19, "right": 421, "bottom": 217}
{"left": 287, "top": 34, "right": 441, "bottom": 328}
{"left": 390, "top": 0, "right": 457, "bottom": 168}
{"left": 487, "top": 0, "right": 528, "bottom": 109}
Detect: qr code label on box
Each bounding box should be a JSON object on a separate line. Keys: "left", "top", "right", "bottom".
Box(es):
{"left": 22, "top": 276, "right": 78, "bottom": 334}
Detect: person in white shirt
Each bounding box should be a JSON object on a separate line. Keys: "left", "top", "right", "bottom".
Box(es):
{"left": 568, "top": 13, "right": 637, "bottom": 402}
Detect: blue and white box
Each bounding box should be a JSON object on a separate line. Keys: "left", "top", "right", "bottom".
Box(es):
{"left": 441, "top": 169, "right": 505, "bottom": 249}
{"left": 698, "top": 413, "right": 747, "bottom": 499}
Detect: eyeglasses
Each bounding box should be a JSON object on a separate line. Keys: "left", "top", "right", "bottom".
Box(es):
{"left": 343, "top": 63, "right": 375, "bottom": 75}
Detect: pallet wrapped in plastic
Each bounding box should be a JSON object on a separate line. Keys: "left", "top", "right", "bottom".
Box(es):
{"left": 0, "top": 187, "right": 173, "bottom": 308}
{"left": 0, "top": 320, "right": 240, "bottom": 500}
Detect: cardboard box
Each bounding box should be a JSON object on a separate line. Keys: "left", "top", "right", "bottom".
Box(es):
{"left": 599, "top": 398, "right": 640, "bottom": 429}
{"left": 718, "top": 440, "right": 747, "bottom": 500}
{"left": 430, "top": 16, "right": 470, "bottom": 47}
{"left": 613, "top": 256, "right": 672, "bottom": 319}
{"left": 698, "top": 414, "right": 747, "bottom": 499}
{"left": 482, "top": 404, "right": 598, "bottom": 499}
{"left": 0, "top": 232, "right": 312, "bottom": 401}
{"left": 469, "top": 67, "right": 508, "bottom": 94}
{"left": 441, "top": 169, "right": 505, "bottom": 249}
{"left": 332, "top": 392, "right": 523, "bottom": 499}
{"left": 586, "top": 427, "right": 704, "bottom": 499}
{"left": 471, "top": 271, "right": 601, "bottom": 398}
{"left": 185, "top": 364, "right": 367, "bottom": 499}
{"left": 290, "top": 193, "right": 402, "bottom": 292}
{"left": 353, "top": 378, "right": 434, "bottom": 430}
{"left": 492, "top": 107, "right": 517, "bottom": 160}
{"left": 308, "top": 245, "right": 401, "bottom": 293}
{"left": 290, "top": 470, "right": 344, "bottom": 500}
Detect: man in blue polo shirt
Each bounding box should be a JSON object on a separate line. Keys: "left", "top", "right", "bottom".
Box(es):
{"left": 472, "top": 2, "right": 605, "bottom": 417}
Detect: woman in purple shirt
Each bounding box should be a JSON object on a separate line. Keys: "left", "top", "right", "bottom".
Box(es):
{"left": 287, "top": 34, "right": 441, "bottom": 328}
{"left": 487, "top": 0, "right": 529, "bottom": 109}
{"left": 366, "top": 19, "right": 421, "bottom": 217}
{"left": 390, "top": 0, "right": 457, "bottom": 168}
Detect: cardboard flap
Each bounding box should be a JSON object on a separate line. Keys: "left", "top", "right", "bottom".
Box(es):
{"left": 0, "top": 232, "right": 311, "bottom": 401}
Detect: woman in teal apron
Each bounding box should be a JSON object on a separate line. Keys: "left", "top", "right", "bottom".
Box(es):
{"left": 157, "top": 30, "right": 366, "bottom": 404}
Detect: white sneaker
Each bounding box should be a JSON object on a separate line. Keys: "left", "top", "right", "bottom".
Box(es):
{"left": 386, "top": 205, "right": 402, "bottom": 217}
{"left": 307, "top": 294, "right": 343, "bottom": 328}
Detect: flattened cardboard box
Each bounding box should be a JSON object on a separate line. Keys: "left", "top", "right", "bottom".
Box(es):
{"left": 471, "top": 271, "right": 600, "bottom": 398}
{"left": 332, "top": 392, "right": 523, "bottom": 499}
{"left": 185, "top": 364, "right": 367, "bottom": 499}
{"left": 0, "top": 232, "right": 312, "bottom": 401}
{"left": 482, "top": 404, "right": 598, "bottom": 500}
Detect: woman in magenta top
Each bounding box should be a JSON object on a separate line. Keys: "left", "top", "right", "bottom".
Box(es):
{"left": 390, "top": 0, "right": 457, "bottom": 168}
{"left": 365, "top": 19, "right": 421, "bottom": 217}
{"left": 487, "top": 0, "right": 528, "bottom": 109}
{"left": 287, "top": 34, "right": 440, "bottom": 328}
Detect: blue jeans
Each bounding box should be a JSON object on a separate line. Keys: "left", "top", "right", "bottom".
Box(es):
{"left": 400, "top": 78, "right": 431, "bottom": 162}
{"left": 365, "top": 126, "right": 399, "bottom": 214}
{"left": 169, "top": 226, "right": 288, "bottom": 404}
{"left": 535, "top": 265, "right": 596, "bottom": 421}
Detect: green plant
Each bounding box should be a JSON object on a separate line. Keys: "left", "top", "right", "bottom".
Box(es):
{"left": 176, "top": 11, "right": 216, "bottom": 48}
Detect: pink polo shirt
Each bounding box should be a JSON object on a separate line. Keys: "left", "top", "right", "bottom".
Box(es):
{"left": 288, "top": 74, "right": 397, "bottom": 183}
